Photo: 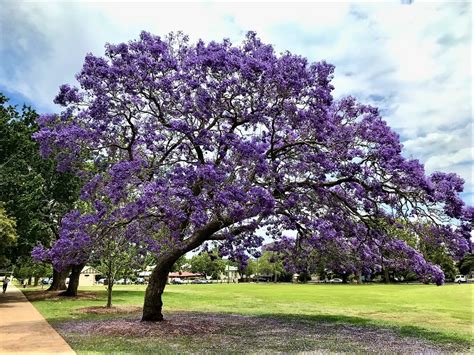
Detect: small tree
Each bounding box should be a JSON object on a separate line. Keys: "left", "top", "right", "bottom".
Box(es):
{"left": 92, "top": 234, "right": 150, "bottom": 307}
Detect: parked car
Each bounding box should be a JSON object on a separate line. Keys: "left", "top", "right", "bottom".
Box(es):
{"left": 253, "top": 277, "right": 270, "bottom": 282}
{"left": 454, "top": 275, "right": 467, "bottom": 284}
{"left": 135, "top": 277, "right": 146, "bottom": 285}
{"left": 41, "top": 278, "right": 50, "bottom": 285}
{"left": 97, "top": 278, "right": 107, "bottom": 285}
{"left": 191, "top": 279, "right": 209, "bottom": 284}
{"left": 170, "top": 278, "right": 184, "bottom": 284}
{"left": 329, "top": 278, "right": 343, "bottom": 283}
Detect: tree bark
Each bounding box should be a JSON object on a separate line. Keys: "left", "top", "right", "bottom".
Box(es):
{"left": 141, "top": 218, "right": 235, "bottom": 321}
{"left": 106, "top": 279, "right": 114, "bottom": 308}
{"left": 142, "top": 255, "right": 180, "bottom": 322}
{"left": 106, "top": 273, "right": 115, "bottom": 308}
{"left": 48, "top": 268, "right": 69, "bottom": 291}
{"left": 59, "top": 264, "right": 84, "bottom": 297}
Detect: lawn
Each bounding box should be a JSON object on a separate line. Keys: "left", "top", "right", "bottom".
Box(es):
{"left": 23, "top": 283, "right": 473, "bottom": 353}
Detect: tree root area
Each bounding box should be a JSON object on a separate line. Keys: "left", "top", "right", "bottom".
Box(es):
{"left": 24, "top": 290, "right": 98, "bottom": 301}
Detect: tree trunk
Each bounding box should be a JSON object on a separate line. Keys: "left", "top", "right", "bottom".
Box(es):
{"left": 59, "top": 264, "right": 84, "bottom": 297}
{"left": 355, "top": 270, "right": 362, "bottom": 284}
{"left": 341, "top": 274, "right": 348, "bottom": 284}
{"left": 33, "top": 276, "right": 39, "bottom": 286}
{"left": 106, "top": 280, "right": 113, "bottom": 308}
{"left": 142, "top": 256, "right": 179, "bottom": 322}
{"left": 48, "top": 268, "right": 69, "bottom": 291}
{"left": 383, "top": 268, "right": 390, "bottom": 284}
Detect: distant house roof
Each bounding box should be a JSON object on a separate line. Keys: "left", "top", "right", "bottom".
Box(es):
{"left": 168, "top": 272, "right": 203, "bottom": 278}
{"left": 81, "top": 266, "right": 100, "bottom": 275}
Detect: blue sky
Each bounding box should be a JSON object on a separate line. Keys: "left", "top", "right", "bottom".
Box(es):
{"left": 0, "top": 0, "right": 472, "bottom": 204}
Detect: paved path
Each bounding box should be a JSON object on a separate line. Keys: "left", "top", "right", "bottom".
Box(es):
{"left": 0, "top": 284, "right": 75, "bottom": 354}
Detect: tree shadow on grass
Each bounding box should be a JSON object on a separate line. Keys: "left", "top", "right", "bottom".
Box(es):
{"left": 49, "top": 310, "right": 472, "bottom": 353}
{"left": 258, "top": 313, "right": 471, "bottom": 346}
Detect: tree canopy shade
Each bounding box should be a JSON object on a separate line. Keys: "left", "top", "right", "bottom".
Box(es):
{"left": 33, "top": 32, "right": 472, "bottom": 321}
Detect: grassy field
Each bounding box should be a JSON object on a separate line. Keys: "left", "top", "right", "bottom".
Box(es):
{"left": 23, "top": 283, "right": 473, "bottom": 353}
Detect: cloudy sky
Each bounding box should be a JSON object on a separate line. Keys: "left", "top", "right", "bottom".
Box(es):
{"left": 0, "top": 0, "right": 472, "bottom": 204}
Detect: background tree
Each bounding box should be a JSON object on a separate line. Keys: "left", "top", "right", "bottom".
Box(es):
{"left": 13, "top": 256, "right": 51, "bottom": 286}
{"left": 0, "top": 204, "right": 17, "bottom": 267}
{"left": 171, "top": 255, "right": 188, "bottom": 272}
{"left": 34, "top": 32, "right": 472, "bottom": 321}
{"left": 190, "top": 251, "right": 225, "bottom": 279}
{"left": 241, "top": 261, "right": 254, "bottom": 280}
{"left": 0, "top": 93, "right": 80, "bottom": 290}
{"left": 458, "top": 254, "right": 474, "bottom": 276}
{"left": 248, "top": 251, "right": 285, "bottom": 282}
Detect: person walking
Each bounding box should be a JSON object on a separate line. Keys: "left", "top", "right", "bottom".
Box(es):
{"left": 2, "top": 276, "right": 10, "bottom": 293}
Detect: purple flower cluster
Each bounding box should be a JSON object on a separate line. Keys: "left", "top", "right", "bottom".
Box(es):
{"left": 32, "top": 32, "right": 471, "bottom": 282}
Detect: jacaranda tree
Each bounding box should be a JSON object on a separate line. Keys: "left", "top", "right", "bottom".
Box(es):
{"left": 33, "top": 32, "right": 472, "bottom": 321}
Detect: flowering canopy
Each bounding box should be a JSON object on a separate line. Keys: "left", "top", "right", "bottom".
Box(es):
{"left": 33, "top": 32, "right": 471, "bottom": 284}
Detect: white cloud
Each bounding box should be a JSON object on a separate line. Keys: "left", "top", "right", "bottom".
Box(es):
{"left": 0, "top": 0, "right": 472, "bottom": 204}
{"left": 424, "top": 148, "right": 473, "bottom": 171}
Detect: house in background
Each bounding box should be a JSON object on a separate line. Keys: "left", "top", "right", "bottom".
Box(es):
{"left": 79, "top": 266, "right": 101, "bottom": 286}
{"left": 168, "top": 271, "right": 203, "bottom": 283}
{"left": 220, "top": 265, "right": 240, "bottom": 283}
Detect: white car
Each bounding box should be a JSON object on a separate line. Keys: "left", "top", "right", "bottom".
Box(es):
{"left": 329, "top": 278, "right": 343, "bottom": 283}
{"left": 454, "top": 275, "right": 467, "bottom": 284}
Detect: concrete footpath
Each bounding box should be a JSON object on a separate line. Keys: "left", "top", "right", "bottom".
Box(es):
{"left": 0, "top": 284, "right": 75, "bottom": 354}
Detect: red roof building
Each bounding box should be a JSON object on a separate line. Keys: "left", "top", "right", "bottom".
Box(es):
{"left": 168, "top": 272, "right": 203, "bottom": 279}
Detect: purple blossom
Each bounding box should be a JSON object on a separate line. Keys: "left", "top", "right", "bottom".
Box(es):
{"left": 32, "top": 31, "right": 471, "bottom": 288}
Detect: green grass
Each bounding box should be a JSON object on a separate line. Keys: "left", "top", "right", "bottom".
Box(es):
{"left": 23, "top": 283, "right": 473, "bottom": 353}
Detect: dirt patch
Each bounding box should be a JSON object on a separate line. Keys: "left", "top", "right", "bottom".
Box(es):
{"left": 76, "top": 306, "right": 142, "bottom": 315}
{"left": 24, "top": 290, "right": 98, "bottom": 302}
{"left": 55, "top": 312, "right": 470, "bottom": 353}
